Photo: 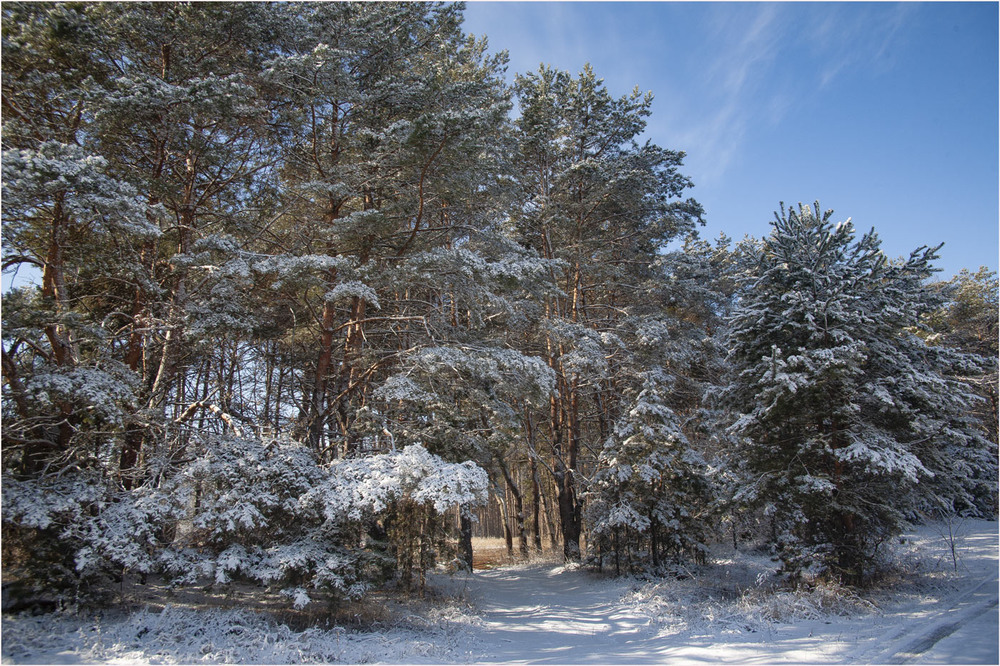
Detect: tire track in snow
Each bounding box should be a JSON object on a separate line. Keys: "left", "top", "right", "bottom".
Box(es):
{"left": 885, "top": 597, "right": 998, "bottom": 664}
{"left": 862, "top": 571, "right": 999, "bottom": 665}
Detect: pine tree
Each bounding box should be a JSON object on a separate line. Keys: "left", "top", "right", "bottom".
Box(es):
{"left": 261, "top": 2, "right": 514, "bottom": 459}
{"left": 722, "top": 202, "right": 997, "bottom": 584}
{"left": 589, "top": 370, "right": 712, "bottom": 573}
{"left": 925, "top": 267, "right": 999, "bottom": 448}
{"left": 1, "top": 3, "right": 164, "bottom": 482}
{"left": 1, "top": 2, "right": 507, "bottom": 602}
{"left": 510, "top": 64, "right": 702, "bottom": 560}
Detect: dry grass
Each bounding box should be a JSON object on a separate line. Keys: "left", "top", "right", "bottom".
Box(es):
{"left": 470, "top": 537, "right": 561, "bottom": 570}
{"left": 471, "top": 537, "right": 514, "bottom": 570}
{"left": 110, "top": 575, "right": 396, "bottom": 632}
{"left": 101, "top": 538, "right": 538, "bottom": 628}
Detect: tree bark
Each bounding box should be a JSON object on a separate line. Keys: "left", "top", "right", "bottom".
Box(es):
{"left": 306, "top": 288, "right": 338, "bottom": 455}
{"left": 42, "top": 195, "right": 75, "bottom": 369}
{"left": 459, "top": 509, "right": 474, "bottom": 571}
{"left": 497, "top": 456, "right": 529, "bottom": 559}
{"left": 530, "top": 453, "right": 543, "bottom": 553}
{"left": 496, "top": 490, "right": 514, "bottom": 557}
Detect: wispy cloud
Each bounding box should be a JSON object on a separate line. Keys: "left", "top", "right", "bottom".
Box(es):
{"left": 812, "top": 4, "right": 914, "bottom": 88}
{"left": 464, "top": 2, "right": 911, "bottom": 191}
{"left": 670, "top": 4, "right": 786, "bottom": 185}
{"left": 706, "top": 3, "right": 783, "bottom": 93}
{"left": 668, "top": 3, "right": 910, "bottom": 187}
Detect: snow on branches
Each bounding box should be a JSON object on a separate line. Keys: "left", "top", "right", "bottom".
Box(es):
{"left": 721, "top": 202, "right": 996, "bottom": 583}
{"left": 2, "top": 434, "right": 487, "bottom": 604}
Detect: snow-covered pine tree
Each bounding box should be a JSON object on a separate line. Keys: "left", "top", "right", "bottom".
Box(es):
{"left": 924, "top": 267, "right": 999, "bottom": 452}
{"left": 1, "top": 2, "right": 506, "bottom": 605}
{"left": 584, "top": 235, "right": 731, "bottom": 573}
{"left": 589, "top": 370, "right": 712, "bottom": 574}
{"left": 652, "top": 233, "right": 738, "bottom": 455}
{"left": 721, "top": 202, "right": 996, "bottom": 584}
{"left": 510, "top": 64, "right": 702, "bottom": 561}
{"left": 85, "top": 3, "right": 282, "bottom": 473}
{"left": 655, "top": 234, "right": 766, "bottom": 548}
{"left": 1, "top": 3, "right": 167, "bottom": 594}
{"left": 263, "top": 2, "right": 513, "bottom": 459}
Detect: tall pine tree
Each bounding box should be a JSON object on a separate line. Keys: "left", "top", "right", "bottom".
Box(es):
{"left": 722, "top": 202, "right": 996, "bottom": 584}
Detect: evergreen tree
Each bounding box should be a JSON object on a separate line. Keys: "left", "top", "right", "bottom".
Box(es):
{"left": 588, "top": 370, "right": 712, "bottom": 573}
{"left": 722, "top": 202, "right": 996, "bottom": 584}
{"left": 1, "top": 3, "right": 158, "bottom": 480}
{"left": 925, "top": 267, "right": 999, "bottom": 447}
{"left": 510, "top": 64, "right": 701, "bottom": 560}
{"left": 1, "top": 1, "right": 507, "bottom": 602}
{"left": 262, "top": 2, "right": 513, "bottom": 459}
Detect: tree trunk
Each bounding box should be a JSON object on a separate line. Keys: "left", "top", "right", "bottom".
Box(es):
{"left": 147, "top": 184, "right": 196, "bottom": 415}
{"left": 556, "top": 377, "right": 583, "bottom": 561}
{"left": 550, "top": 370, "right": 583, "bottom": 561}
{"left": 496, "top": 490, "right": 514, "bottom": 557}
{"left": 459, "top": 509, "right": 474, "bottom": 571}
{"left": 522, "top": 407, "right": 546, "bottom": 553}
{"left": 557, "top": 475, "right": 582, "bottom": 561}
{"left": 650, "top": 518, "right": 660, "bottom": 568}
{"left": 147, "top": 276, "right": 187, "bottom": 412}
{"left": 530, "top": 454, "right": 543, "bottom": 553}
{"left": 42, "top": 196, "right": 75, "bottom": 368}
{"left": 307, "top": 291, "right": 338, "bottom": 455}
{"left": 613, "top": 526, "right": 621, "bottom": 575}
{"left": 497, "top": 457, "right": 529, "bottom": 559}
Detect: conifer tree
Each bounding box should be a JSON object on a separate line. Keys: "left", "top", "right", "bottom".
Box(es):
{"left": 722, "top": 202, "right": 997, "bottom": 583}
{"left": 1, "top": 1, "right": 507, "bottom": 600}
{"left": 589, "top": 370, "right": 712, "bottom": 573}
{"left": 1, "top": 3, "right": 164, "bottom": 486}
{"left": 925, "top": 267, "right": 999, "bottom": 448}
{"left": 262, "top": 2, "right": 513, "bottom": 459}
{"left": 510, "top": 64, "right": 701, "bottom": 560}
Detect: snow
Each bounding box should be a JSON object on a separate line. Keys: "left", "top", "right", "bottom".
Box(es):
{"left": 3, "top": 520, "right": 997, "bottom": 664}
{"left": 458, "top": 521, "right": 997, "bottom": 665}
{"left": 324, "top": 281, "right": 381, "bottom": 310}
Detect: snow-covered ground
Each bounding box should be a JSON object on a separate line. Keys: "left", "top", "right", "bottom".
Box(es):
{"left": 3, "top": 520, "right": 997, "bottom": 664}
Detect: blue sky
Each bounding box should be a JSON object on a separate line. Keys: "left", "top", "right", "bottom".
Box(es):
{"left": 461, "top": 1, "right": 999, "bottom": 278}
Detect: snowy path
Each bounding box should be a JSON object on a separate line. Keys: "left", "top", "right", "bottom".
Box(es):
{"left": 459, "top": 521, "right": 999, "bottom": 664}
{"left": 463, "top": 564, "right": 666, "bottom": 664}
{"left": 845, "top": 522, "right": 999, "bottom": 665}
{"left": 854, "top": 525, "right": 999, "bottom": 665}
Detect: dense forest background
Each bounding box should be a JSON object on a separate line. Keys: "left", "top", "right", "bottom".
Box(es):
{"left": 2, "top": 2, "right": 996, "bottom": 608}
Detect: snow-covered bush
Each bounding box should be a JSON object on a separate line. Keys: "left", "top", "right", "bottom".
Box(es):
{"left": 3, "top": 432, "right": 488, "bottom": 607}
{"left": 1, "top": 473, "right": 109, "bottom": 603}
{"left": 150, "top": 438, "right": 485, "bottom": 603}
{"left": 310, "top": 444, "right": 489, "bottom": 594}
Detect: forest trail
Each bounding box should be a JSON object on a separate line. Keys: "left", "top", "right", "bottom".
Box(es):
{"left": 459, "top": 521, "right": 999, "bottom": 664}
{"left": 463, "top": 563, "right": 666, "bottom": 664}
{"left": 855, "top": 524, "right": 1000, "bottom": 665}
